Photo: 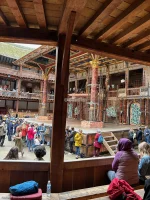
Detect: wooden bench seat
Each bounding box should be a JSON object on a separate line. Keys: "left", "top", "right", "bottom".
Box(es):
{"left": 0, "top": 186, "right": 144, "bottom": 200}
{"left": 90, "top": 189, "right": 144, "bottom": 199}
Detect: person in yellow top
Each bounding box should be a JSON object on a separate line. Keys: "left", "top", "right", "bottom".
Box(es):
{"left": 74, "top": 129, "right": 83, "bottom": 159}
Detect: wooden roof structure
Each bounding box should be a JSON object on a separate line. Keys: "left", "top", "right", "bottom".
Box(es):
{"left": 14, "top": 45, "right": 122, "bottom": 73}
{"left": 1, "top": 0, "right": 150, "bottom": 194}
{"left": 0, "top": 0, "right": 149, "bottom": 66}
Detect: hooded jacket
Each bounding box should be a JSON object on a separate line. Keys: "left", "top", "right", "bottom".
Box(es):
{"left": 107, "top": 178, "right": 142, "bottom": 200}
{"left": 112, "top": 138, "right": 139, "bottom": 185}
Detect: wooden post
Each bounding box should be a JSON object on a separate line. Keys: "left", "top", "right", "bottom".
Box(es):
{"left": 16, "top": 100, "right": 19, "bottom": 113}
{"left": 50, "top": 11, "right": 76, "bottom": 193}
{"left": 125, "top": 68, "right": 129, "bottom": 96}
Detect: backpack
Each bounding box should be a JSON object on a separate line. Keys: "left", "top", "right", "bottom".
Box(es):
{"left": 98, "top": 135, "right": 103, "bottom": 144}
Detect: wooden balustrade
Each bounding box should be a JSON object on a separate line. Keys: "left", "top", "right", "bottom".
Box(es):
{"left": 127, "top": 88, "right": 140, "bottom": 96}
{"left": 0, "top": 157, "right": 113, "bottom": 193}
{"left": 108, "top": 90, "right": 117, "bottom": 97}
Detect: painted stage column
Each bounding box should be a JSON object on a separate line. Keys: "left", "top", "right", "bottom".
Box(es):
{"left": 16, "top": 78, "right": 21, "bottom": 113}
{"left": 39, "top": 76, "right": 48, "bottom": 116}
{"left": 89, "top": 55, "right": 99, "bottom": 121}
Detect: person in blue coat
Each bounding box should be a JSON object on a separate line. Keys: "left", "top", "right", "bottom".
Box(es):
{"left": 144, "top": 126, "right": 150, "bottom": 143}
{"left": 138, "top": 142, "right": 150, "bottom": 184}
{"left": 7, "top": 121, "right": 13, "bottom": 141}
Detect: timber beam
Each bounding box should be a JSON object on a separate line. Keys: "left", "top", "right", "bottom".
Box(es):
{"left": 0, "top": 26, "right": 57, "bottom": 45}
{"left": 71, "top": 37, "right": 150, "bottom": 66}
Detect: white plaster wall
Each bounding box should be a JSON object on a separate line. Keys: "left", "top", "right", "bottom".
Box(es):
{"left": 0, "top": 100, "right": 5, "bottom": 107}
{"left": 28, "top": 102, "right": 38, "bottom": 110}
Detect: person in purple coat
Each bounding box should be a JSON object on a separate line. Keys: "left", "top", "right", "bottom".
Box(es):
{"left": 107, "top": 138, "right": 139, "bottom": 186}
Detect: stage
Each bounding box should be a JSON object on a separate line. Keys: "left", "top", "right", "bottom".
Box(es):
{"left": 26, "top": 118, "right": 139, "bottom": 134}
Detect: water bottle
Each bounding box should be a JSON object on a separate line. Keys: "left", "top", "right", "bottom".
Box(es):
{"left": 46, "top": 180, "right": 51, "bottom": 197}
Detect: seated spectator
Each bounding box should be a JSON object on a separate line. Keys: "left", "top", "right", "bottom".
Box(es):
{"left": 4, "top": 147, "right": 19, "bottom": 160}
{"left": 33, "top": 136, "right": 41, "bottom": 148}
{"left": 138, "top": 142, "right": 150, "bottom": 183}
{"left": 107, "top": 138, "right": 139, "bottom": 186}
{"left": 34, "top": 146, "right": 46, "bottom": 161}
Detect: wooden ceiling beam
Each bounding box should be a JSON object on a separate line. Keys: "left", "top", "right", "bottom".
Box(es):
{"left": 78, "top": 0, "right": 115, "bottom": 36}
{"left": 135, "top": 41, "right": 150, "bottom": 51}
{"left": 5, "top": 0, "right": 28, "bottom": 28}
{"left": 123, "top": 29, "right": 150, "bottom": 48}
{"left": 0, "top": 8, "right": 9, "bottom": 26}
{"left": 33, "top": 0, "right": 47, "bottom": 29}
{"left": 72, "top": 37, "right": 150, "bottom": 66}
{"left": 59, "top": 0, "right": 87, "bottom": 34}
{"left": 110, "top": 13, "right": 150, "bottom": 44}
{"left": 0, "top": 26, "right": 57, "bottom": 45}
{"left": 94, "top": 0, "right": 148, "bottom": 40}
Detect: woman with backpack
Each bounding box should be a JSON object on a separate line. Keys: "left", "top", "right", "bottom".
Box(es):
{"left": 93, "top": 130, "right": 103, "bottom": 157}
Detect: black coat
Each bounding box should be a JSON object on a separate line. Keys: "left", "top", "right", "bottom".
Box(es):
{"left": 144, "top": 179, "right": 150, "bottom": 200}
{"left": 136, "top": 130, "right": 143, "bottom": 141}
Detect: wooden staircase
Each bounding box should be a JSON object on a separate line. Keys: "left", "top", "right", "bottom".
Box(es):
{"left": 101, "top": 132, "right": 118, "bottom": 156}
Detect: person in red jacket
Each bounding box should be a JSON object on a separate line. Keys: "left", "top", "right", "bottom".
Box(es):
{"left": 27, "top": 124, "right": 36, "bottom": 152}
{"left": 93, "top": 130, "right": 102, "bottom": 157}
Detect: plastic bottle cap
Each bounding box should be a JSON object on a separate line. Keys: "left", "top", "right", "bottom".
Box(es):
{"left": 48, "top": 180, "right": 50, "bottom": 183}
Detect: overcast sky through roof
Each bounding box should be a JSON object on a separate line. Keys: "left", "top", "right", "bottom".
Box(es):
{"left": 15, "top": 43, "right": 41, "bottom": 49}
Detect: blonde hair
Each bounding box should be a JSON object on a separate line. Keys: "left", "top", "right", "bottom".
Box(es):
{"left": 138, "top": 142, "right": 150, "bottom": 155}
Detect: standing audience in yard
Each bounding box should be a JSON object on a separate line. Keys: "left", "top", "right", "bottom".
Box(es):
{"left": 93, "top": 129, "right": 103, "bottom": 157}
{"left": 74, "top": 129, "right": 83, "bottom": 159}
{"left": 144, "top": 126, "right": 150, "bottom": 144}
{"left": 0, "top": 122, "right": 6, "bottom": 147}
{"left": 136, "top": 127, "right": 143, "bottom": 145}
{"left": 68, "top": 127, "right": 76, "bottom": 154}
{"left": 14, "top": 126, "right": 24, "bottom": 157}
{"left": 27, "top": 124, "right": 36, "bottom": 152}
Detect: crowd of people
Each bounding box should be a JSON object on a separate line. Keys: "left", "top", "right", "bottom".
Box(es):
{"left": 0, "top": 117, "right": 49, "bottom": 160}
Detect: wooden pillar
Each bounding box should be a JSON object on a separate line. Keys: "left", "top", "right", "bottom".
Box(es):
{"left": 146, "top": 99, "right": 149, "bottom": 125}
{"left": 50, "top": 11, "right": 76, "bottom": 193}
{"left": 125, "top": 68, "right": 129, "bottom": 96}
{"left": 16, "top": 100, "right": 19, "bottom": 113}
{"left": 123, "top": 99, "right": 127, "bottom": 124}
{"left": 142, "top": 68, "right": 146, "bottom": 87}
{"left": 119, "top": 99, "right": 123, "bottom": 124}
{"left": 39, "top": 78, "right": 48, "bottom": 116}
{"left": 75, "top": 73, "right": 78, "bottom": 93}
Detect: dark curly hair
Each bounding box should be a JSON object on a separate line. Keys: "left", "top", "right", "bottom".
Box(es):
{"left": 34, "top": 146, "right": 46, "bottom": 160}
{"left": 4, "top": 147, "right": 19, "bottom": 160}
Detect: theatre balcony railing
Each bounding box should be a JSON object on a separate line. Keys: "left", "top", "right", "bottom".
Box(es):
{"left": 127, "top": 88, "right": 140, "bottom": 96}
{"left": 108, "top": 90, "right": 117, "bottom": 97}
{"left": 0, "top": 90, "right": 18, "bottom": 98}
{"left": 118, "top": 88, "right": 126, "bottom": 97}
{"left": 19, "top": 92, "right": 41, "bottom": 99}
{"left": 47, "top": 94, "right": 54, "bottom": 100}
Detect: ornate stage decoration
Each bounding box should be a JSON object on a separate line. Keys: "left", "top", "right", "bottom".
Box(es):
{"left": 67, "top": 103, "right": 73, "bottom": 118}
{"left": 106, "top": 106, "right": 117, "bottom": 117}
{"left": 130, "top": 103, "right": 141, "bottom": 125}
{"left": 74, "top": 106, "right": 80, "bottom": 115}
